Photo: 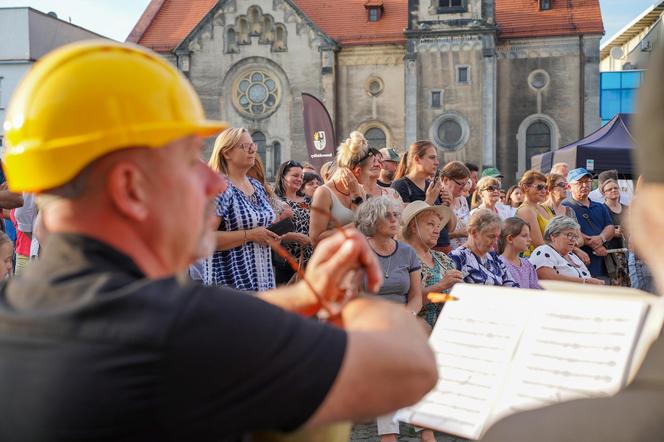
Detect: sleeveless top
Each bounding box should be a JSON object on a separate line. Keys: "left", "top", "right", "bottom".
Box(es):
{"left": 520, "top": 204, "right": 555, "bottom": 257}
{"left": 325, "top": 186, "right": 356, "bottom": 227}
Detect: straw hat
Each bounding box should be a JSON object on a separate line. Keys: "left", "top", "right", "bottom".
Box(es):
{"left": 400, "top": 201, "right": 452, "bottom": 239}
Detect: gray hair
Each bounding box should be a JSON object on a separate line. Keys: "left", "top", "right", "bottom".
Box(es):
{"left": 543, "top": 215, "right": 581, "bottom": 242}
{"left": 355, "top": 195, "right": 399, "bottom": 237}
{"left": 467, "top": 208, "right": 501, "bottom": 234}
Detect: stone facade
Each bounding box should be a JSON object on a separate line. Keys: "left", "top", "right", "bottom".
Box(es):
{"left": 138, "top": 0, "right": 603, "bottom": 183}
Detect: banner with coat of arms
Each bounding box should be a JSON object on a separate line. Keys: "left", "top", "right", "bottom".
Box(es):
{"left": 302, "top": 93, "right": 336, "bottom": 171}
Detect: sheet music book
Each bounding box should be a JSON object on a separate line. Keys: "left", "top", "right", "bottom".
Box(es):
{"left": 396, "top": 283, "right": 664, "bottom": 440}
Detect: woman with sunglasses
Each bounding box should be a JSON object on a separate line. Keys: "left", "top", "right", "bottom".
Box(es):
{"left": 355, "top": 196, "right": 426, "bottom": 442}
{"left": 309, "top": 131, "right": 369, "bottom": 246}
{"left": 529, "top": 216, "right": 604, "bottom": 285}
{"left": 360, "top": 150, "right": 403, "bottom": 204}
{"left": 273, "top": 160, "right": 314, "bottom": 285}
{"left": 516, "top": 170, "right": 555, "bottom": 257}
{"left": 205, "top": 128, "right": 280, "bottom": 291}
{"left": 470, "top": 176, "right": 513, "bottom": 220}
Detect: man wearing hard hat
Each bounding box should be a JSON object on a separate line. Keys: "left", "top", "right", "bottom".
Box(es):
{"left": 0, "top": 41, "right": 436, "bottom": 441}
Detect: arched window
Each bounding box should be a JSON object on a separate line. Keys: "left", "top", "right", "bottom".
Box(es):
{"left": 273, "top": 142, "right": 281, "bottom": 175}
{"left": 525, "top": 121, "right": 551, "bottom": 169}
{"left": 252, "top": 131, "right": 267, "bottom": 171}
{"left": 364, "top": 127, "right": 387, "bottom": 148}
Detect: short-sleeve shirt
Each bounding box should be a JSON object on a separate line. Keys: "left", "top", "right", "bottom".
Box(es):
{"left": 205, "top": 177, "right": 276, "bottom": 291}
{"left": 375, "top": 240, "right": 421, "bottom": 304}
{"left": 499, "top": 256, "right": 542, "bottom": 289}
{"left": 529, "top": 244, "right": 592, "bottom": 280}
{"left": 563, "top": 198, "right": 613, "bottom": 277}
{"left": 0, "top": 234, "right": 346, "bottom": 441}
{"left": 449, "top": 246, "right": 519, "bottom": 287}
{"left": 391, "top": 177, "right": 450, "bottom": 247}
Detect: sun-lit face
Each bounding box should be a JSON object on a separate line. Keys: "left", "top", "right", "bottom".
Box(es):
{"left": 550, "top": 228, "right": 580, "bottom": 256}
{"left": 570, "top": 176, "right": 592, "bottom": 200}
{"left": 602, "top": 182, "right": 620, "bottom": 202}
{"left": 411, "top": 211, "right": 442, "bottom": 249}
{"left": 525, "top": 179, "right": 548, "bottom": 203}
{"left": 302, "top": 178, "right": 321, "bottom": 198}
{"left": 480, "top": 182, "right": 501, "bottom": 206}
{"left": 509, "top": 187, "right": 524, "bottom": 207}
{"left": 510, "top": 224, "right": 532, "bottom": 254}
{"left": 471, "top": 223, "right": 501, "bottom": 255}
{"left": 376, "top": 207, "right": 401, "bottom": 238}
{"left": 283, "top": 166, "right": 303, "bottom": 193}
{"left": 224, "top": 132, "right": 257, "bottom": 170}
{"left": 551, "top": 178, "right": 569, "bottom": 200}
{"left": 417, "top": 146, "right": 439, "bottom": 176}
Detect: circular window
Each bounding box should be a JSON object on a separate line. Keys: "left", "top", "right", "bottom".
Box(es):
{"left": 431, "top": 113, "right": 469, "bottom": 151}
{"left": 528, "top": 70, "right": 550, "bottom": 90}
{"left": 365, "top": 76, "right": 384, "bottom": 97}
{"left": 232, "top": 69, "right": 282, "bottom": 119}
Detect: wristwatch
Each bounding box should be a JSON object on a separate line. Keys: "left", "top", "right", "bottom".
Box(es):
{"left": 351, "top": 195, "right": 364, "bottom": 205}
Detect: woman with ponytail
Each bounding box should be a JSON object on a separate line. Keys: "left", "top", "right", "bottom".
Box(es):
{"left": 390, "top": 141, "right": 455, "bottom": 252}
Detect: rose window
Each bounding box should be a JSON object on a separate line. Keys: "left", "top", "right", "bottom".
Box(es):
{"left": 233, "top": 70, "right": 281, "bottom": 119}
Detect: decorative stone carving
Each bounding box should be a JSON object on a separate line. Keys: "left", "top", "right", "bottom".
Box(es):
{"left": 228, "top": 5, "right": 288, "bottom": 52}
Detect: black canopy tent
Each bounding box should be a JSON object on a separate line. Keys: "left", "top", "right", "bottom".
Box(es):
{"left": 531, "top": 113, "right": 634, "bottom": 176}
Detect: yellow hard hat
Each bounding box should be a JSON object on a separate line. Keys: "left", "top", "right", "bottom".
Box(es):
{"left": 3, "top": 40, "right": 228, "bottom": 193}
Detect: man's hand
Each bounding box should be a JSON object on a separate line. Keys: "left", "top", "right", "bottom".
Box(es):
{"left": 592, "top": 245, "right": 608, "bottom": 257}
{"left": 301, "top": 228, "right": 382, "bottom": 316}
{"left": 586, "top": 235, "right": 604, "bottom": 249}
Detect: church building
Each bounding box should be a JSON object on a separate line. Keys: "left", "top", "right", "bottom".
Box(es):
{"left": 129, "top": 0, "right": 604, "bottom": 183}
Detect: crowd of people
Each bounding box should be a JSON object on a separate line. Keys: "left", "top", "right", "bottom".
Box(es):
{"left": 183, "top": 127, "right": 652, "bottom": 440}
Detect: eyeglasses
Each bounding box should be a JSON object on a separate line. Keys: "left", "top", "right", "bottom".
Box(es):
{"left": 559, "top": 232, "right": 580, "bottom": 241}
{"left": 385, "top": 211, "right": 401, "bottom": 220}
{"left": 530, "top": 184, "right": 547, "bottom": 191}
{"left": 452, "top": 179, "right": 467, "bottom": 187}
{"left": 554, "top": 182, "right": 568, "bottom": 189}
{"left": 482, "top": 185, "right": 501, "bottom": 192}
{"left": 238, "top": 142, "right": 257, "bottom": 151}
{"left": 573, "top": 179, "right": 592, "bottom": 187}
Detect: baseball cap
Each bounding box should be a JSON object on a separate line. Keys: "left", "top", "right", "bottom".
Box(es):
{"left": 481, "top": 167, "right": 503, "bottom": 179}
{"left": 379, "top": 148, "right": 400, "bottom": 162}
{"left": 567, "top": 168, "right": 593, "bottom": 183}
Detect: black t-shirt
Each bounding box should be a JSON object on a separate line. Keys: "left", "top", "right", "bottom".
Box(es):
{"left": 0, "top": 234, "right": 346, "bottom": 441}
{"left": 391, "top": 177, "right": 450, "bottom": 247}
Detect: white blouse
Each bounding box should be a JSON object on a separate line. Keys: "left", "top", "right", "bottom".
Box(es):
{"left": 529, "top": 244, "right": 592, "bottom": 280}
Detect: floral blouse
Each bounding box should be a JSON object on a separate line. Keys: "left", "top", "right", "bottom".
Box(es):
{"left": 418, "top": 250, "right": 457, "bottom": 327}
{"left": 449, "top": 246, "right": 519, "bottom": 287}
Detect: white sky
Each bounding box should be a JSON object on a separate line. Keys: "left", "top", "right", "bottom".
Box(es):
{"left": 0, "top": 0, "right": 658, "bottom": 43}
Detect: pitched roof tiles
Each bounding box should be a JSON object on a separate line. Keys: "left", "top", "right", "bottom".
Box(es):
{"left": 128, "top": 0, "right": 604, "bottom": 51}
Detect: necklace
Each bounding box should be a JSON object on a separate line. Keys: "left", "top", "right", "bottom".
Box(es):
{"left": 370, "top": 238, "right": 395, "bottom": 279}
{"left": 332, "top": 180, "right": 350, "bottom": 196}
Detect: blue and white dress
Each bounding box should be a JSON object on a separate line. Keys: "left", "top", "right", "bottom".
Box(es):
{"left": 204, "top": 177, "right": 276, "bottom": 292}
{"left": 450, "top": 246, "right": 519, "bottom": 287}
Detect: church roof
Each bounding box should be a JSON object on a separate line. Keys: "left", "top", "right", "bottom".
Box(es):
{"left": 127, "top": 0, "right": 604, "bottom": 51}
{"left": 497, "top": 0, "right": 604, "bottom": 39}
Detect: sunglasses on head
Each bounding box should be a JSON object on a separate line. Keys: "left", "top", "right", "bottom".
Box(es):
{"left": 356, "top": 147, "right": 381, "bottom": 165}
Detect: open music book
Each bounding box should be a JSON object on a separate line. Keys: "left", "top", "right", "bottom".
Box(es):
{"left": 396, "top": 282, "right": 664, "bottom": 440}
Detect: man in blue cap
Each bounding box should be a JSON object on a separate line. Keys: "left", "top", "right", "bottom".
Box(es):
{"left": 562, "top": 168, "right": 614, "bottom": 282}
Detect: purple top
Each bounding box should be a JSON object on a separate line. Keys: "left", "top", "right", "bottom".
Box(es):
{"left": 499, "top": 256, "right": 542, "bottom": 290}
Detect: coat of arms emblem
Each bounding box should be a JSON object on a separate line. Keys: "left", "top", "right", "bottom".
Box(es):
{"left": 313, "top": 131, "right": 326, "bottom": 151}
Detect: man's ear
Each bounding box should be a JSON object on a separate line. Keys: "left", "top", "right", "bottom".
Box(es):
{"left": 105, "top": 162, "right": 150, "bottom": 222}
